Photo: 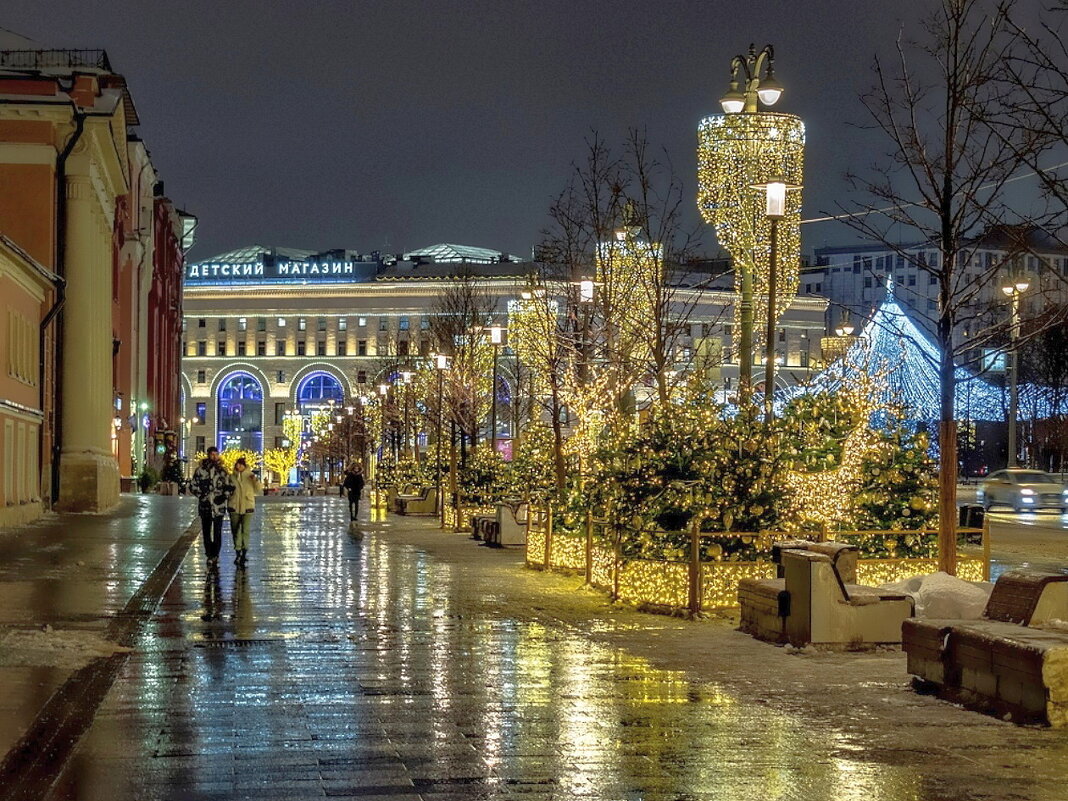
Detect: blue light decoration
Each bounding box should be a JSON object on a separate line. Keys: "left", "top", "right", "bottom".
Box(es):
{"left": 777, "top": 277, "right": 1054, "bottom": 422}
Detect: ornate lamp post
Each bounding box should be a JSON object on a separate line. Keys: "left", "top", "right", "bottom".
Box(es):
{"left": 1001, "top": 274, "right": 1029, "bottom": 467}
{"left": 698, "top": 43, "right": 803, "bottom": 403}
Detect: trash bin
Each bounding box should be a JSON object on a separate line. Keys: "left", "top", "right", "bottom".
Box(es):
{"left": 959, "top": 503, "right": 985, "bottom": 529}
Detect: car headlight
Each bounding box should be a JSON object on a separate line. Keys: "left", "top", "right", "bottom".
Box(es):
{"left": 1021, "top": 488, "right": 1035, "bottom": 496}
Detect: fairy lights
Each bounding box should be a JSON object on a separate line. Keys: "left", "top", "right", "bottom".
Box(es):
{"left": 789, "top": 281, "right": 1053, "bottom": 421}
{"left": 697, "top": 112, "right": 804, "bottom": 346}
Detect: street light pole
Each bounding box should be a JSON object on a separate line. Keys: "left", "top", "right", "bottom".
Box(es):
{"left": 433, "top": 354, "right": 449, "bottom": 525}
{"left": 757, "top": 179, "right": 788, "bottom": 420}
{"left": 1002, "top": 275, "right": 1029, "bottom": 467}
{"left": 489, "top": 326, "right": 504, "bottom": 454}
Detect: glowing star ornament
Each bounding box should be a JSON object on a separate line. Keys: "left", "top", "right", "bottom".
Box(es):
{"left": 697, "top": 112, "right": 804, "bottom": 346}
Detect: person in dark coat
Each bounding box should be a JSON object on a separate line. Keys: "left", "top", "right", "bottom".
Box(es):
{"left": 191, "top": 447, "right": 233, "bottom": 566}
{"left": 342, "top": 464, "right": 365, "bottom": 522}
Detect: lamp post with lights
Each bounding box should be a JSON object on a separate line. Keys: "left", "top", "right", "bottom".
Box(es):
{"left": 433, "top": 353, "right": 449, "bottom": 525}
{"left": 1001, "top": 274, "right": 1030, "bottom": 466}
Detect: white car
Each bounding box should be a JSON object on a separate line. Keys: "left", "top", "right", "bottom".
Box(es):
{"left": 978, "top": 469, "right": 1068, "bottom": 513}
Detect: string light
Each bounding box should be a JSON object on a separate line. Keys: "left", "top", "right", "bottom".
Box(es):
{"left": 697, "top": 112, "right": 804, "bottom": 346}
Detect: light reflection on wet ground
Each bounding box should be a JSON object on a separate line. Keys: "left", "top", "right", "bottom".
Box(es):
{"left": 53, "top": 499, "right": 938, "bottom": 800}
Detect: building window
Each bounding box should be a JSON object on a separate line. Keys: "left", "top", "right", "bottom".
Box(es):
{"left": 257, "top": 317, "right": 266, "bottom": 332}
{"left": 296, "top": 373, "right": 345, "bottom": 409}
{"left": 799, "top": 349, "right": 810, "bottom": 368}
{"left": 198, "top": 318, "right": 206, "bottom": 328}
{"left": 929, "top": 274, "right": 937, "bottom": 285}
{"left": 217, "top": 372, "right": 263, "bottom": 451}
{"left": 237, "top": 341, "right": 247, "bottom": 356}
{"left": 195, "top": 435, "right": 205, "bottom": 453}
{"left": 398, "top": 340, "right": 410, "bottom": 356}
{"left": 399, "top": 316, "right": 410, "bottom": 331}
{"left": 297, "top": 341, "right": 306, "bottom": 356}
{"left": 274, "top": 436, "right": 285, "bottom": 448}
{"left": 197, "top": 341, "right": 206, "bottom": 356}
{"left": 863, "top": 277, "right": 872, "bottom": 288}
{"left": 257, "top": 340, "right": 266, "bottom": 356}
{"left": 275, "top": 402, "right": 286, "bottom": 425}
{"left": 908, "top": 274, "right": 916, "bottom": 286}
{"left": 420, "top": 317, "right": 430, "bottom": 330}
{"left": 358, "top": 317, "right": 367, "bottom": 327}
{"left": 298, "top": 317, "right": 307, "bottom": 331}
{"left": 358, "top": 340, "right": 367, "bottom": 356}
{"left": 276, "top": 370, "right": 285, "bottom": 383}
{"left": 357, "top": 370, "right": 367, "bottom": 384}
{"left": 238, "top": 317, "right": 247, "bottom": 331}
{"left": 217, "top": 340, "right": 227, "bottom": 356}
{"left": 339, "top": 317, "right": 347, "bottom": 331}
{"left": 218, "top": 319, "right": 226, "bottom": 331}
{"left": 277, "top": 317, "right": 286, "bottom": 327}
{"left": 317, "top": 317, "right": 327, "bottom": 332}
{"left": 276, "top": 338, "right": 287, "bottom": 356}
{"left": 197, "top": 369, "right": 206, "bottom": 383}
{"left": 317, "top": 341, "right": 326, "bottom": 356}
{"left": 195, "top": 402, "right": 206, "bottom": 422}
{"left": 337, "top": 341, "right": 347, "bottom": 356}
{"left": 419, "top": 340, "right": 431, "bottom": 356}
{"left": 927, "top": 299, "right": 937, "bottom": 311}
{"left": 379, "top": 318, "right": 388, "bottom": 331}
{"left": 778, "top": 329, "right": 786, "bottom": 342}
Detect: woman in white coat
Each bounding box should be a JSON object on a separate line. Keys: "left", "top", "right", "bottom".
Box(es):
{"left": 228, "top": 457, "right": 262, "bottom": 567}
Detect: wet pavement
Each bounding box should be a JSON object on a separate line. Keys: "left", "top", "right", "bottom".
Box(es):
{"left": 5, "top": 496, "right": 1068, "bottom": 800}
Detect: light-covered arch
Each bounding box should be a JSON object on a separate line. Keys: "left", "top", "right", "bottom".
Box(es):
{"left": 288, "top": 361, "right": 353, "bottom": 404}
{"left": 214, "top": 369, "right": 265, "bottom": 452}
{"left": 207, "top": 361, "right": 272, "bottom": 400}
{"left": 294, "top": 371, "right": 346, "bottom": 410}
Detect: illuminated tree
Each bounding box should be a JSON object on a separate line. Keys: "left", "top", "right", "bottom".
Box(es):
{"left": 840, "top": 0, "right": 1066, "bottom": 572}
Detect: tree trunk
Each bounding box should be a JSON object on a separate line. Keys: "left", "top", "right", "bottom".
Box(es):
{"left": 938, "top": 304, "right": 958, "bottom": 575}
{"left": 549, "top": 381, "right": 566, "bottom": 497}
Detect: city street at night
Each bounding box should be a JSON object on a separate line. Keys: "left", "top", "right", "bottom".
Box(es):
{"left": 2, "top": 496, "right": 1068, "bottom": 801}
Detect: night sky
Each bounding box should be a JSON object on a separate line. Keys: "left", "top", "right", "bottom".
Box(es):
{"left": 4, "top": 0, "right": 933, "bottom": 261}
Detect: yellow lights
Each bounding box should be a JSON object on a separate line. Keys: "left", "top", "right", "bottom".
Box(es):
{"left": 697, "top": 112, "right": 804, "bottom": 346}
{"left": 526, "top": 509, "right": 987, "bottom": 611}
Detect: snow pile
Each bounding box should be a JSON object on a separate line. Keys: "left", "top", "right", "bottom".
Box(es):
{"left": 879, "top": 572, "right": 992, "bottom": 619}
{"left": 1037, "top": 619, "right": 1068, "bottom": 633}
{"left": 0, "top": 626, "right": 131, "bottom": 670}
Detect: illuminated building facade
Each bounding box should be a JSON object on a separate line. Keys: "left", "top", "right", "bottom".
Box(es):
{"left": 180, "top": 244, "right": 829, "bottom": 459}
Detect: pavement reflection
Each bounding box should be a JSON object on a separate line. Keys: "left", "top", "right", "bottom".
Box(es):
{"left": 56, "top": 499, "right": 930, "bottom": 800}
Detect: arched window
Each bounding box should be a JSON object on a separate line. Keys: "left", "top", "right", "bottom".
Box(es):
{"left": 296, "top": 372, "right": 344, "bottom": 410}
{"left": 217, "top": 372, "right": 263, "bottom": 451}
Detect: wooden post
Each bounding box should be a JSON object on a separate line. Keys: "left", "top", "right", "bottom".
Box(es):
{"left": 688, "top": 519, "right": 702, "bottom": 617}
{"left": 982, "top": 509, "right": 991, "bottom": 582}
{"left": 543, "top": 503, "right": 553, "bottom": 570}
{"left": 585, "top": 510, "right": 593, "bottom": 586}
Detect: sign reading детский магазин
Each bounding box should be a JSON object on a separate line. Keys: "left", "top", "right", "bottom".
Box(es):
{"left": 186, "top": 258, "right": 379, "bottom": 285}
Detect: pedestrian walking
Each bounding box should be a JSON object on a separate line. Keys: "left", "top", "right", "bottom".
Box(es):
{"left": 228, "top": 457, "right": 262, "bottom": 567}
{"left": 342, "top": 464, "right": 365, "bottom": 522}
{"left": 191, "top": 447, "right": 232, "bottom": 566}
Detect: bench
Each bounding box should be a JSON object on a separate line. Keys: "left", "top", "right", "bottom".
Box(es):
{"left": 903, "top": 569, "right": 1068, "bottom": 726}
{"left": 473, "top": 502, "right": 529, "bottom": 547}
{"left": 393, "top": 487, "right": 437, "bottom": 516}
{"left": 739, "top": 541, "right": 914, "bottom": 648}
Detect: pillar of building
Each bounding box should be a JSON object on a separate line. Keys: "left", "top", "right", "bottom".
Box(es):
{"left": 56, "top": 171, "right": 119, "bottom": 511}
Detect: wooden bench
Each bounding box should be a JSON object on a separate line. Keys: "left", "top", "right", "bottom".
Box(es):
{"left": 393, "top": 487, "right": 437, "bottom": 516}
{"left": 903, "top": 569, "right": 1068, "bottom": 726}
{"left": 739, "top": 541, "right": 914, "bottom": 648}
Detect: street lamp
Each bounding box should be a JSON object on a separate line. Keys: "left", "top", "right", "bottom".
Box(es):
{"left": 488, "top": 325, "right": 505, "bottom": 454}
{"left": 752, "top": 177, "right": 800, "bottom": 420}
{"left": 433, "top": 354, "right": 450, "bottom": 526}
{"left": 1001, "top": 274, "right": 1030, "bottom": 466}
{"left": 720, "top": 44, "right": 783, "bottom": 114}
